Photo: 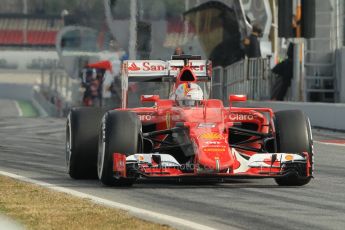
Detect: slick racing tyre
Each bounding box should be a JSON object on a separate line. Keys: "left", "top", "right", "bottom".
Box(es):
{"left": 66, "top": 107, "right": 105, "bottom": 179}
{"left": 97, "top": 111, "right": 142, "bottom": 186}
{"left": 274, "top": 110, "right": 313, "bottom": 186}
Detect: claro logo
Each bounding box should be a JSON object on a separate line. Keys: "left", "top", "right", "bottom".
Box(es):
{"left": 138, "top": 115, "right": 152, "bottom": 121}
{"left": 229, "top": 114, "right": 255, "bottom": 120}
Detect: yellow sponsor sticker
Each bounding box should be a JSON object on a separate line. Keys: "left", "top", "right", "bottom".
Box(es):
{"left": 200, "top": 132, "right": 223, "bottom": 140}
{"left": 285, "top": 154, "right": 294, "bottom": 161}
{"left": 203, "top": 147, "right": 226, "bottom": 152}
{"left": 138, "top": 155, "right": 145, "bottom": 161}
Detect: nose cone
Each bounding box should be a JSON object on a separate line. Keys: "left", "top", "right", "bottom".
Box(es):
{"left": 196, "top": 134, "right": 234, "bottom": 172}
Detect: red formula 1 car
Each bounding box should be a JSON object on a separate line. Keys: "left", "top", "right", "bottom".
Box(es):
{"left": 66, "top": 55, "right": 314, "bottom": 186}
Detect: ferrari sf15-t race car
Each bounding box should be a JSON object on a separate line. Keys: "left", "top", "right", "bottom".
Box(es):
{"left": 66, "top": 55, "right": 314, "bottom": 186}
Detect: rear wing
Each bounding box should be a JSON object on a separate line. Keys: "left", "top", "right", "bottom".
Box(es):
{"left": 120, "top": 57, "right": 212, "bottom": 108}
{"left": 122, "top": 59, "right": 212, "bottom": 81}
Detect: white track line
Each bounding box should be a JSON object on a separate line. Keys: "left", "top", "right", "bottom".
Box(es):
{"left": 13, "top": 101, "right": 23, "bottom": 117}
{"left": 0, "top": 215, "right": 24, "bottom": 230}
{"left": 314, "top": 140, "right": 345, "bottom": 147}
{"left": 0, "top": 171, "right": 222, "bottom": 230}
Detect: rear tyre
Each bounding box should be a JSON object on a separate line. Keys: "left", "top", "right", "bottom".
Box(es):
{"left": 66, "top": 107, "right": 104, "bottom": 179}
{"left": 97, "top": 111, "right": 141, "bottom": 186}
{"left": 274, "top": 110, "right": 313, "bottom": 186}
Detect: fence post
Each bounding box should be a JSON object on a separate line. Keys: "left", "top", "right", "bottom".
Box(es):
{"left": 59, "top": 73, "right": 63, "bottom": 96}
{"left": 41, "top": 68, "right": 44, "bottom": 88}
{"left": 65, "top": 74, "right": 69, "bottom": 100}
{"left": 220, "top": 68, "right": 225, "bottom": 102}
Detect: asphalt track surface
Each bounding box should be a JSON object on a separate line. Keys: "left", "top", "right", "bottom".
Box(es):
{"left": 0, "top": 99, "right": 345, "bottom": 230}
{"left": 0, "top": 100, "right": 19, "bottom": 117}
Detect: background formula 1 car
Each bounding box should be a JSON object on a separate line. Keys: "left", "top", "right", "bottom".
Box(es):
{"left": 66, "top": 55, "right": 314, "bottom": 186}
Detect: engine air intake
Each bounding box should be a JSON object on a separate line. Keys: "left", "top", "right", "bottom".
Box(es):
{"left": 179, "top": 69, "right": 196, "bottom": 82}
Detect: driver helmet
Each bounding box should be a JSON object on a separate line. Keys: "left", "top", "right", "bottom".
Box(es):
{"left": 174, "top": 82, "right": 204, "bottom": 106}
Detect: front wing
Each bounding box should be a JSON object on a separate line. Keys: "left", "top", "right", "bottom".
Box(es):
{"left": 112, "top": 151, "right": 312, "bottom": 180}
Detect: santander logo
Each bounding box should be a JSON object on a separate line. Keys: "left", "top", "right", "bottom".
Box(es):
{"left": 127, "top": 61, "right": 205, "bottom": 73}
{"left": 128, "top": 63, "right": 140, "bottom": 71}
{"left": 142, "top": 62, "right": 166, "bottom": 71}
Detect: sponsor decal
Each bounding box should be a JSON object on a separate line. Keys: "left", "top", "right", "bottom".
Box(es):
{"left": 128, "top": 62, "right": 140, "bottom": 71}
{"left": 143, "top": 62, "right": 166, "bottom": 71}
{"left": 199, "top": 132, "right": 223, "bottom": 140}
{"left": 138, "top": 114, "right": 153, "bottom": 121}
{"left": 113, "top": 153, "right": 126, "bottom": 176}
{"left": 198, "top": 123, "right": 216, "bottom": 128}
{"left": 189, "top": 64, "right": 205, "bottom": 72}
{"left": 203, "top": 147, "right": 226, "bottom": 152}
{"left": 204, "top": 141, "right": 222, "bottom": 145}
{"left": 137, "top": 155, "right": 145, "bottom": 162}
{"left": 128, "top": 61, "right": 205, "bottom": 72}
{"left": 170, "top": 62, "right": 205, "bottom": 72}
{"left": 285, "top": 154, "right": 294, "bottom": 161}
{"left": 229, "top": 113, "right": 255, "bottom": 121}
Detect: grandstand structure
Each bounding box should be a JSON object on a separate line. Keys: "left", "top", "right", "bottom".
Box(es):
{"left": 0, "top": 14, "right": 63, "bottom": 47}
{"left": 163, "top": 20, "right": 195, "bottom": 48}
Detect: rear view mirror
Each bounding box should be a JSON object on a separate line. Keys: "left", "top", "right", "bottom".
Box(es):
{"left": 141, "top": 95, "right": 160, "bottom": 103}
{"left": 229, "top": 94, "right": 247, "bottom": 103}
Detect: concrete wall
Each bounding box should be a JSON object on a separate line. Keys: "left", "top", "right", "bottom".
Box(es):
{"left": 0, "top": 50, "right": 59, "bottom": 71}
{"left": 244, "top": 100, "right": 345, "bottom": 131}
{"left": 1, "top": 82, "right": 344, "bottom": 130}
{"left": 0, "top": 83, "right": 34, "bottom": 100}
{"left": 0, "top": 83, "right": 52, "bottom": 117}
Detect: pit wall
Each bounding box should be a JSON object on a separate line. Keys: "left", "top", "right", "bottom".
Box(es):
{"left": 244, "top": 101, "right": 345, "bottom": 131}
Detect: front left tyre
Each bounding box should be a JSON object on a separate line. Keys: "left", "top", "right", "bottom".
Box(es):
{"left": 273, "top": 110, "right": 314, "bottom": 186}
{"left": 66, "top": 107, "right": 104, "bottom": 179}
{"left": 97, "top": 110, "right": 142, "bottom": 186}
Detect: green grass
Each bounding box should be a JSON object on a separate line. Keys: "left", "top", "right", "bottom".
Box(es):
{"left": 17, "top": 100, "right": 38, "bottom": 117}
{"left": 0, "top": 175, "right": 172, "bottom": 230}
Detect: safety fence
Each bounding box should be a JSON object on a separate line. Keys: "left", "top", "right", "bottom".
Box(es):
{"left": 212, "top": 57, "right": 273, "bottom": 105}
{"left": 38, "top": 67, "right": 81, "bottom": 116}
{"left": 38, "top": 57, "right": 273, "bottom": 116}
